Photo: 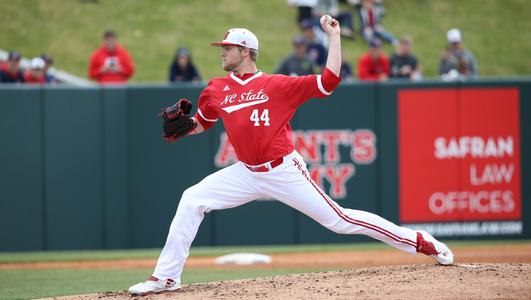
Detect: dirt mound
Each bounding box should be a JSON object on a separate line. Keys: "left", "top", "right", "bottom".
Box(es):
{"left": 44, "top": 263, "right": 531, "bottom": 300}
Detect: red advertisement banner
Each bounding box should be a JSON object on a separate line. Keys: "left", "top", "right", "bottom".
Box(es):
{"left": 399, "top": 88, "right": 521, "bottom": 223}
{"left": 214, "top": 129, "right": 377, "bottom": 199}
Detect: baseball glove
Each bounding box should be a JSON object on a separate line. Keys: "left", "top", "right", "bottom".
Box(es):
{"left": 160, "top": 99, "right": 197, "bottom": 143}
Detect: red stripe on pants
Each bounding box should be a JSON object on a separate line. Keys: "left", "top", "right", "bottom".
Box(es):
{"left": 292, "top": 158, "right": 417, "bottom": 248}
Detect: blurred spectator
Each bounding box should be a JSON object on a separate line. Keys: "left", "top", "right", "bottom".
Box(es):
{"left": 169, "top": 47, "right": 201, "bottom": 83}
{"left": 314, "top": 0, "right": 355, "bottom": 39}
{"left": 275, "top": 36, "right": 316, "bottom": 76}
{"left": 439, "top": 28, "right": 477, "bottom": 80}
{"left": 288, "top": 0, "right": 318, "bottom": 24}
{"left": 300, "top": 20, "right": 328, "bottom": 70}
{"left": 0, "top": 51, "right": 24, "bottom": 83}
{"left": 40, "top": 53, "right": 58, "bottom": 83}
{"left": 340, "top": 59, "right": 354, "bottom": 82}
{"left": 348, "top": 0, "right": 384, "bottom": 13}
{"left": 390, "top": 36, "right": 421, "bottom": 80}
{"left": 88, "top": 30, "right": 135, "bottom": 84}
{"left": 23, "top": 57, "right": 46, "bottom": 84}
{"left": 347, "top": 0, "right": 362, "bottom": 12}
{"left": 358, "top": 0, "right": 396, "bottom": 45}
{"left": 357, "top": 38, "right": 389, "bottom": 81}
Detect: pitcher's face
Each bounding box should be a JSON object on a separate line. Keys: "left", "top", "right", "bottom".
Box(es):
{"left": 221, "top": 45, "right": 244, "bottom": 72}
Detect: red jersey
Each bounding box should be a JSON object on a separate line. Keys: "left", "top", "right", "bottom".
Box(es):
{"left": 88, "top": 43, "right": 135, "bottom": 83}
{"left": 357, "top": 52, "right": 390, "bottom": 81}
{"left": 194, "top": 70, "right": 340, "bottom": 165}
{"left": 0, "top": 62, "right": 24, "bottom": 83}
{"left": 23, "top": 70, "right": 45, "bottom": 84}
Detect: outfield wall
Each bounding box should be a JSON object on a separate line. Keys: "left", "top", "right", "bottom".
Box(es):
{"left": 1, "top": 79, "right": 529, "bottom": 251}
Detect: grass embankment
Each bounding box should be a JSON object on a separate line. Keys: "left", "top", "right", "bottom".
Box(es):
{"left": 1, "top": 0, "right": 530, "bottom": 82}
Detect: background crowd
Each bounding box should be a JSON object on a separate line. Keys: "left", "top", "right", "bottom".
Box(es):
{"left": 0, "top": 51, "right": 57, "bottom": 84}
{"left": 282, "top": 0, "right": 476, "bottom": 82}
{"left": 0, "top": 0, "right": 477, "bottom": 85}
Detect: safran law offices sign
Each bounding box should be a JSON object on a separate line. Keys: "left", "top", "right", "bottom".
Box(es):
{"left": 398, "top": 88, "right": 522, "bottom": 237}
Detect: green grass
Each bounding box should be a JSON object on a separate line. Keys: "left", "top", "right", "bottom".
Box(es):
{"left": 0, "top": 267, "right": 329, "bottom": 300}
{"left": 0, "top": 242, "right": 387, "bottom": 263}
{"left": 1, "top": 240, "right": 530, "bottom": 299}
{"left": 1, "top": 0, "right": 530, "bottom": 82}
{"left": 1, "top": 240, "right": 529, "bottom": 263}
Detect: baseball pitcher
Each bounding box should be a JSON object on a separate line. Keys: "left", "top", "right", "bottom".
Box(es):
{"left": 129, "top": 15, "right": 454, "bottom": 295}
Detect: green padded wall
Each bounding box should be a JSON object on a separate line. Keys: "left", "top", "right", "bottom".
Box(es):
{"left": 0, "top": 79, "right": 529, "bottom": 252}
{"left": 0, "top": 87, "right": 44, "bottom": 251}
{"left": 43, "top": 88, "right": 104, "bottom": 250}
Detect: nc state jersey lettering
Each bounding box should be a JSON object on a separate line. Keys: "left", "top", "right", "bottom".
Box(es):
{"left": 220, "top": 89, "right": 270, "bottom": 113}
{"left": 195, "top": 71, "right": 335, "bottom": 165}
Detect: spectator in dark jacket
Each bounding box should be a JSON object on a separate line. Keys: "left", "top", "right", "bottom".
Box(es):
{"left": 275, "top": 36, "right": 316, "bottom": 76}
{"left": 169, "top": 47, "right": 201, "bottom": 83}
{"left": 40, "top": 53, "right": 58, "bottom": 83}
{"left": 390, "top": 36, "right": 421, "bottom": 80}
{"left": 300, "top": 19, "right": 328, "bottom": 70}
{"left": 439, "top": 28, "right": 477, "bottom": 80}
{"left": 0, "top": 51, "right": 24, "bottom": 83}
{"left": 288, "top": 0, "right": 318, "bottom": 24}
{"left": 314, "top": 0, "right": 355, "bottom": 39}
{"left": 340, "top": 60, "right": 354, "bottom": 82}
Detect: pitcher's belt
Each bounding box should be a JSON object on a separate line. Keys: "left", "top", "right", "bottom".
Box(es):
{"left": 244, "top": 157, "right": 283, "bottom": 172}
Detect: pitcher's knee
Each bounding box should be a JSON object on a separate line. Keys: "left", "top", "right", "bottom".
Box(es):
{"left": 324, "top": 221, "right": 351, "bottom": 234}
{"left": 178, "top": 187, "right": 200, "bottom": 209}
{"left": 181, "top": 187, "right": 196, "bottom": 201}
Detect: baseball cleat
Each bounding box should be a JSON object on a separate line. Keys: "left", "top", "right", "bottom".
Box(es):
{"left": 416, "top": 230, "right": 454, "bottom": 265}
{"left": 128, "top": 276, "right": 181, "bottom": 295}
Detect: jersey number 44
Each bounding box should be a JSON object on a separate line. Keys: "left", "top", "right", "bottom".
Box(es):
{"left": 250, "top": 109, "right": 270, "bottom": 127}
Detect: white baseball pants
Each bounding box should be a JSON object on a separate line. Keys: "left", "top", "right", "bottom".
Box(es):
{"left": 153, "top": 151, "right": 418, "bottom": 282}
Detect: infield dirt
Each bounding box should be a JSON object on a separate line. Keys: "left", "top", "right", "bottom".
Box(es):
{"left": 27, "top": 243, "right": 531, "bottom": 299}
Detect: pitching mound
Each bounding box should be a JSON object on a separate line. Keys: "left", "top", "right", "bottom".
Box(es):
{"left": 46, "top": 263, "right": 530, "bottom": 300}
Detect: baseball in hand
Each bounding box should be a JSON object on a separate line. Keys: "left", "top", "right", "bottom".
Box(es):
{"left": 321, "top": 14, "right": 333, "bottom": 25}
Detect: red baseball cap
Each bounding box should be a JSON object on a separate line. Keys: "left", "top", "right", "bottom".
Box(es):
{"left": 211, "top": 28, "right": 259, "bottom": 50}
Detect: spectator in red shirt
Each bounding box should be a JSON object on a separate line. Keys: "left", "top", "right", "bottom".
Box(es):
{"left": 88, "top": 30, "right": 135, "bottom": 84}
{"left": 23, "top": 57, "right": 46, "bottom": 84}
{"left": 0, "top": 51, "right": 24, "bottom": 83}
{"left": 357, "top": 38, "right": 389, "bottom": 81}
